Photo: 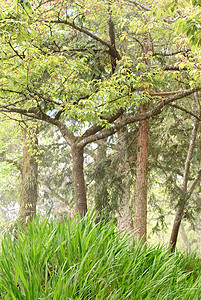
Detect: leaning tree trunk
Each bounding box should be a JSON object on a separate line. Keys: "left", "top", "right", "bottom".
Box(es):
{"left": 134, "top": 103, "right": 149, "bottom": 243}
{"left": 180, "top": 223, "right": 191, "bottom": 253}
{"left": 18, "top": 124, "right": 38, "bottom": 226}
{"left": 71, "top": 146, "right": 87, "bottom": 217}
{"left": 169, "top": 98, "right": 200, "bottom": 252}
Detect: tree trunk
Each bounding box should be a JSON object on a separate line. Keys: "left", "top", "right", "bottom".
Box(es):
{"left": 71, "top": 146, "right": 87, "bottom": 217}
{"left": 180, "top": 223, "right": 191, "bottom": 253}
{"left": 169, "top": 97, "right": 200, "bottom": 251}
{"left": 94, "top": 139, "right": 110, "bottom": 219}
{"left": 117, "top": 183, "right": 133, "bottom": 233}
{"left": 134, "top": 103, "right": 149, "bottom": 243}
{"left": 169, "top": 202, "right": 185, "bottom": 251}
{"left": 116, "top": 128, "right": 133, "bottom": 233}
{"left": 18, "top": 124, "right": 38, "bottom": 225}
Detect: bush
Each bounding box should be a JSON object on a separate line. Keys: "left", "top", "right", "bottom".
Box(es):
{"left": 0, "top": 213, "right": 200, "bottom": 299}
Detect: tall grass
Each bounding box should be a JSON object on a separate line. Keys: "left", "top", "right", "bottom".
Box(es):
{"left": 0, "top": 213, "right": 200, "bottom": 299}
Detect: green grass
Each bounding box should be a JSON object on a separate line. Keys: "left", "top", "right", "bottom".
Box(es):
{"left": 0, "top": 213, "right": 200, "bottom": 299}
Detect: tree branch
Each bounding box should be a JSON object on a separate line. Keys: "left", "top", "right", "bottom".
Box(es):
{"left": 80, "top": 107, "right": 124, "bottom": 141}
{"left": 0, "top": 157, "right": 22, "bottom": 173}
{"left": 78, "top": 87, "right": 200, "bottom": 147}
{"left": 169, "top": 104, "right": 201, "bottom": 121}
{"left": 126, "top": 0, "right": 150, "bottom": 11}
{"left": 153, "top": 49, "right": 190, "bottom": 57}
{"left": 188, "top": 167, "right": 201, "bottom": 196}
{"left": 50, "top": 19, "right": 121, "bottom": 60}
{"left": 182, "top": 100, "right": 200, "bottom": 191}
{"left": 150, "top": 91, "right": 188, "bottom": 96}
{"left": 0, "top": 105, "right": 75, "bottom": 146}
{"left": 163, "top": 65, "right": 188, "bottom": 71}
{"left": 126, "top": 0, "right": 179, "bottom": 23}
{"left": 8, "top": 40, "right": 25, "bottom": 60}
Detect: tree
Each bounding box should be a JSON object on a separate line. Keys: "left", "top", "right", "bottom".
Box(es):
{"left": 169, "top": 95, "right": 201, "bottom": 251}
{"left": 146, "top": 93, "right": 201, "bottom": 251}
{"left": 0, "top": 0, "right": 200, "bottom": 225}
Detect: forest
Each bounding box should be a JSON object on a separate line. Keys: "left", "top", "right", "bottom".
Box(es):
{"left": 0, "top": 0, "right": 201, "bottom": 298}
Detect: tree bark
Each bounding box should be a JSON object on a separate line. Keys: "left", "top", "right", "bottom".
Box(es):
{"left": 117, "top": 182, "right": 133, "bottom": 233}
{"left": 18, "top": 124, "right": 38, "bottom": 225}
{"left": 134, "top": 103, "right": 149, "bottom": 243}
{"left": 116, "top": 128, "right": 133, "bottom": 233}
{"left": 94, "top": 139, "right": 110, "bottom": 218}
{"left": 180, "top": 223, "right": 191, "bottom": 253}
{"left": 71, "top": 146, "right": 87, "bottom": 217}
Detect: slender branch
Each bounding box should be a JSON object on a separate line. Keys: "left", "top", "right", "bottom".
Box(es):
{"left": 172, "top": 112, "right": 191, "bottom": 138}
{"left": 8, "top": 40, "right": 25, "bottom": 60}
{"left": 126, "top": 0, "right": 150, "bottom": 11}
{"left": 150, "top": 91, "right": 187, "bottom": 96}
{"left": 28, "top": 89, "right": 63, "bottom": 107}
{"left": 188, "top": 167, "right": 201, "bottom": 196}
{"left": 133, "top": 37, "right": 144, "bottom": 49}
{"left": 0, "top": 112, "right": 26, "bottom": 125}
{"left": 0, "top": 88, "right": 27, "bottom": 96}
{"left": 0, "top": 105, "right": 75, "bottom": 146}
{"left": 126, "top": 0, "right": 179, "bottom": 23}
{"left": 182, "top": 100, "right": 199, "bottom": 191}
{"left": 169, "top": 104, "right": 201, "bottom": 121}
{"left": 153, "top": 49, "right": 190, "bottom": 56}
{"left": 0, "top": 98, "right": 27, "bottom": 108}
{"left": 163, "top": 65, "right": 188, "bottom": 71}
{"left": 50, "top": 19, "right": 121, "bottom": 60}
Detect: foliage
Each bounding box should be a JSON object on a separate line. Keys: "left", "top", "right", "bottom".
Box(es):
{"left": 0, "top": 0, "right": 200, "bottom": 124}
{"left": 0, "top": 214, "right": 200, "bottom": 299}
{"left": 173, "top": 0, "right": 201, "bottom": 47}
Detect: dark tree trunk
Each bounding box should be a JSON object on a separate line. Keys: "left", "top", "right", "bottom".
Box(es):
{"left": 71, "top": 146, "right": 87, "bottom": 217}
{"left": 169, "top": 203, "right": 185, "bottom": 251}
{"left": 134, "top": 103, "right": 149, "bottom": 243}
{"left": 18, "top": 124, "right": 38, "bottom": 225}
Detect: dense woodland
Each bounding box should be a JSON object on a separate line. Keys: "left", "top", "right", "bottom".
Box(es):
{"left": 0, "top": 0, "right": 201, "bottom": 297}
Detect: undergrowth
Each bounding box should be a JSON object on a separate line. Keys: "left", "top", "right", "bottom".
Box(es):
{"left": 0, "top": 213, "right": 200, "bottom": 299}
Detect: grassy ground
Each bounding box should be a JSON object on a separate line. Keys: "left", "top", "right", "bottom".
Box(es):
{"left": 0, "top": 213, "right": 200, "bottom": 299}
